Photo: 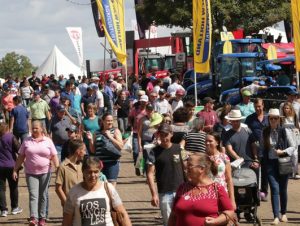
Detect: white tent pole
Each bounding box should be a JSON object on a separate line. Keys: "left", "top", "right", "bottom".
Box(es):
{"left": 103, "top": 37, "right": 107, "bottom": 75}
{"left": 194, "top": 70, "right": 198, "bottom": 106}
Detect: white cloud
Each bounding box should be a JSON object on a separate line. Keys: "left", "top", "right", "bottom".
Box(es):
{"left": 0, "top": 0, "right": 173, "bottom": 69}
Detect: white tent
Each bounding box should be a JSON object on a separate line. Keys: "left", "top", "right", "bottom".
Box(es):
{"left": 36, "top": 45, "right": 85, "bottom": 79}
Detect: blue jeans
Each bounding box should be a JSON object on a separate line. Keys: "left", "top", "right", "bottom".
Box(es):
{"left": 55, "top": 145, "right": 63, "bottom": 162}
{"left": 132, "top": 134, "right": 139, "bottom": 165}
{"left": 159, "top": 192, "right": 176, "bottom": 226}
{"left": 26, "top": 172, "right": 51, "bottom": 219}
{"left": 267, "top": 159, "right": 289, "bottom": 218}
{"left": 102, "top": 161, "right": 120, "bottom": 182}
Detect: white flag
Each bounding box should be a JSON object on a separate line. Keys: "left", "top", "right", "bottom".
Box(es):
{"left": 66, "top": 27, "right": 84, "bottom": 71}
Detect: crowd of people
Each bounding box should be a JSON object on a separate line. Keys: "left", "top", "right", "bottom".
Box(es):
{"left": 0, "top": 70, "right": 299, "bottom": 226}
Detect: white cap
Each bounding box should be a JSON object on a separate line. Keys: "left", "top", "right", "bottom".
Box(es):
{"left": 140, "top": 95, "right": 149, "bottom": 102}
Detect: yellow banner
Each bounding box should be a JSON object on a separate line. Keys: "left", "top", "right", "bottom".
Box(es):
{"left": 193, "top": 0, "right": 212, "bottom": 73}
{"left": 267, "top": 45, "right": 277, "bottom": 60}
{"left": 223, "top": 40, "right": 233, "bottom": 54}
{"left": 96, "top": 0, "right": 127, "bottom": 66}
{"left": 292, "top": 0, "right": 300, "bottom": 71}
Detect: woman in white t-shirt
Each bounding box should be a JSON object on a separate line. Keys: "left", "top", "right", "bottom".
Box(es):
{"left": 62, "top": 156, "right": 131, "bottom": 226}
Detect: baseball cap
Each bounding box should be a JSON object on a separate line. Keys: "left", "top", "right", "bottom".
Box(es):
{"left": 66, "top": 125, "right": 78, "bottom": 133}
{"left": 242, "top": 90, "right": 252, "bottom": 97}
{"left": 137, "top": 90, "right": 146, "bottom": 96}
{"left": 202, "top": 97, "right": 215, "bottom": 105}
{"left": 33, "top": 90, "right": 41, "bottom": 95}
{"left": 287, "top": 90, "right": 298, "bottom": 96}
{"left": 146, "top": 103, "right": 154, "bottom": 111}
{"left": 56, "top": 104, "right": 65, "bottom": 112}
{"left": 140, "top": 95, "right": 149, "bottom": 102}
{"left": 158, "top": 123, "right": 173, "bottom": 133}
{"left": 176, "top": 89, "right": 185, "bottom": 96}
{"left": 158, "top": 88, "right": 166, "bottom": 95}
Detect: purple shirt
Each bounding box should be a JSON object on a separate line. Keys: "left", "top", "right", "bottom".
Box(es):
{"left": 49, "top": 96, "right": 60, "bottom": 115}
{"left": 0, "top": 133, "right": 17, "bottom": 168}
{"left": 19, "top": 136, "right": 57, "bottom": 175}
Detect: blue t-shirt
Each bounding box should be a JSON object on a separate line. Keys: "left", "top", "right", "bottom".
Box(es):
{"left": 73, "top": 94, "right": 82, "bottom": 114}
{"left": 11, "top": 105, "right": 29, "bottom": 133}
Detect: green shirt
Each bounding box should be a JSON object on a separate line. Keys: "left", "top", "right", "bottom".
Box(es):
{"left": 28, "top": 99, "right": 50, "bottom": 119}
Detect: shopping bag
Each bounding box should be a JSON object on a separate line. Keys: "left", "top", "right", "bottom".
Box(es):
{"left": 135, "top": 152, "right": 144, "bottom": 175}
{"left": 122, "top": 133, "right": 133, "bottom": 153}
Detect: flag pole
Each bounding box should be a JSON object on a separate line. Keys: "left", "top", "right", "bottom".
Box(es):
{"left": 194, "top": 71, "right": 198, "bottom": 106}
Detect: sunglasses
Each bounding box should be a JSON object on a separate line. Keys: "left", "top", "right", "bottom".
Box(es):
{"left": 187, "top": 164, "right": 205, "bottom": 169}
{"left": 269, "top": 117, "right": 279, "bottom": 120}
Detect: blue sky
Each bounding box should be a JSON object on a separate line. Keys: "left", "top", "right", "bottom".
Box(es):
{"left": 0, "top": 0, "right": 175, "bottom": 68}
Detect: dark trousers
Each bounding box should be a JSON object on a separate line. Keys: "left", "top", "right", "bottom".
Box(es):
{"left": 0, "top": 167, "right": 19, "bottom": 211}
{"left": 261, "top": 158, "right": 269, "bottom": 194}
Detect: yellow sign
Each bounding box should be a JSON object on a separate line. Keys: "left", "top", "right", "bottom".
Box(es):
{"left": 96, "top": 0, "right": 127, "bottom": 66}
{"left": 267, "top": 45, "right": 277, "bottom": 60}
{"left": 292, "top": 0, "right": 300, "bottom": 71}
{"left": 223, "top": 40, "right": 233, "bottom": 54}
{"left": 220, "top": 32, "right": 235, "bottom": 41}
{"left": 193, "top": 0, "right": 212, "bottom": 73}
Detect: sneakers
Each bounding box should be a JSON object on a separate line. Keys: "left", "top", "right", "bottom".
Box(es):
{"left": 281, "top": 215, "right": 288, "bottom": 222}
{"left": 294, "top": 174, "right": 300, "bottom": 180}
{"left": 38, "top": 218, "right": 46, "bottom": 226}
{"left": 271, "top": 217, "right": 279, "bottom": 225}
{"left": 12, "top": 207, "right": 23, "bottom": 215}
{"left": 0, "top": 210, "right": 8, "bottom": 217}
{"left": 29, "top": 217, "right": 38, "bottom": 226}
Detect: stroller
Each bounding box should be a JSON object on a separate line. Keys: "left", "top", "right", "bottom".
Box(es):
{"left": 232, "top": 167, "right": 262, "bottom": 226}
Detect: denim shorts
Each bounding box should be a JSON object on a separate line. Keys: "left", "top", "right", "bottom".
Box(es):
{"left": 102, "top": 161, "right": 120, "bottom": 182}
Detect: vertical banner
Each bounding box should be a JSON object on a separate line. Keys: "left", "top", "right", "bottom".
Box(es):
{"left": 66, "top": 27, "right": 84, "bottom": 71}
{"left": 292, "top": 0, "right": 300, "bottom": 71}
{"left": 96, "top": 0, "right": 127, "bottom": 66}
{"left": 193, "top": 0, "right": 212, "bottom": 74}
{"left": 91, "top": 0, "right": 105, "bottom": 37}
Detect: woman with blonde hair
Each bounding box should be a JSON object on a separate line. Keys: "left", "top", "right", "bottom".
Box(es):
{"left": 168, "top": 152, "right": 234, "bottom": 226}
{"left": 281, "top": 102, "right": 300, "bottom": 179}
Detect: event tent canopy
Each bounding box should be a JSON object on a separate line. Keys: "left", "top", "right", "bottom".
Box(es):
{"left": 36, "top": 45, "right": 85, "bottom": 78}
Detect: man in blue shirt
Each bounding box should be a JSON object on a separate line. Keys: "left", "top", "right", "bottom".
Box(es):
{"left": 245, "top": 98, "right": 269, "bottom": 201}
{"left": 61, "top": 81, "right": 74, "bottom": 108}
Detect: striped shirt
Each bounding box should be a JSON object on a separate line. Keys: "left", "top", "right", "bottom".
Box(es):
{"left": 183, "top": 131, "right": 207, "bottom": 153}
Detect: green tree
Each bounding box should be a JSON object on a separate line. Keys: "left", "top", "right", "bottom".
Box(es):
{"left": 0, "top": 52, "right": 36, "bottom": 78}
{"left": 136, "top": 0, "right": 291, "bottom": 35}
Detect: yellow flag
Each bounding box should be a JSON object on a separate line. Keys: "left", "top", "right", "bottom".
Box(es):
{"left": 193, "top": 0, "right": 212, "bottom": 73}
{"left": 223, "top": 40, "right": 233, "bottom": 54}
{"left": 267, "top": 45, "right": 277, "bottom": 60}
{"left": 292, "top": 0, "right": 300, "bottom": 71}
{"left": 96, "top": 0, "right": 127, "bottom": 66}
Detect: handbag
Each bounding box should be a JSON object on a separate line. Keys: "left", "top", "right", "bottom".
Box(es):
{"left": 213, "top": 183, "right": 239, "bottom": 226}
{"left": 278, "top": 156, "right": 293, "bottom": 175}
{"left": 104, "top": 182, "right": 124, "bottom": 226}
{"left": 95, "top": 132, "right": 121, "bottom": 161}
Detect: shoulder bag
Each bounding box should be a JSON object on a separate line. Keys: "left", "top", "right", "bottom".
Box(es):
{"left": 214, "top": 183, "right": 239, "bottom": 226}
{"left": 276, "top": 128, "right": 293, "bottom": 175}
{"left": 95, "top": 131, "right": 121, "bottom": 161}
{"left": 104, "top": 182, "right": 124, "bottom": 226}
{"left": 278, "top": 156, "right": 293, "bottom": 175}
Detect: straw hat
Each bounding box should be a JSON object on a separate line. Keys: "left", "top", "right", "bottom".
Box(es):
{"left": 225, "top": 109, "right": 245, "bottom": 121}
{"left": 268, "top": 108, "right": 280, "bottom": 117}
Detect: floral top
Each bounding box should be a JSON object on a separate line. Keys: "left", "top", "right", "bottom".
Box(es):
{"left": 209, "top": 153, "right": 230, "bottom": 191}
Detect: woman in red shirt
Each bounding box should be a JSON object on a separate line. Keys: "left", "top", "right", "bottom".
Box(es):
{"left": 168, "top": 152, "right": 235, "bottom": 226}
